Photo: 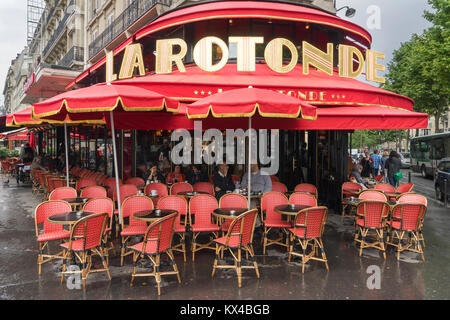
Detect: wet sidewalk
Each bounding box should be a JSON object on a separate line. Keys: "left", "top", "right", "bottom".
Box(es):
{"left": 0, "top": 180, "right": 449, "bottom": 300}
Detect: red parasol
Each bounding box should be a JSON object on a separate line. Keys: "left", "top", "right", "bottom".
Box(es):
{"left": 185, "top": 87, "right": 318, "bottom": 120}
{"left": 185, "top": 87, "right": 318, "bottom": 208}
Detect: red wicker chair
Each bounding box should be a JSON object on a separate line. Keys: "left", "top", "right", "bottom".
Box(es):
{"left": 125, "top": 177, "right": 145, "bottom": 188}
{"left": 397, "top": 193, "right": 427, "bottom": 248}
{"left": 294, "top": 183, "right": 318, "bottom": 197}
{"left": 113, "top": 184, "right": 139, "bottom": 204}
{"left": 119, "top": 195, "right": 153, "bottom": 266}
{"left": 193, "top": 182, "right": 215, "bottom": 195}
{"left": 60, "top": 212, "right": 110, "bottom": 290}
{"left": 49, "top": 178, "right": 65, "bottom": 194}
{"left": 270, "top": 176, "right": 279, "bottom": 183}
{"left": 271, "top": 182, "right": 288, "bottom": 193}
{"left": 354, "top": 200, "right": 390, "bottom": 259}
{"left": 83, "top": 197, "right": 116, "bottom": 259}
{"left": 359, "top": 190, "right": 387, "bottom": 201}
{"left": 145, "top": 182, "right": 169, "bottom": 207}
{"left": 34, "top": 200, "right": 72, "bottom": 274}
{"left": 374, "top": 175, "right": 385, "bottom": 182}
{"left": 81, "top": 185, "right": 107, "bottom": 199}
{"left": 288, "top": 207, "right": 329, "bottom": 273}
{"left": 212, "top": 209, "right": 259, "bottom": 288}
{"left": 289, "top": 192, "right": 317, "bottom": 207}
{"left": 387, "top": 202, "right": 427, "bottom": 261}
{"left": 218, "top": 193, "right": 248, "bottom": 236}
{"left": 374, "top": 183, "right": 396, "bottom": 193}
{"left": 158, "top": 195, "right": 188, "bottom": 262}
{"left": 76, "top": 178, "right": 97, "bottom": 192}
{"left": 261, "top": 192, "right": 291, "bottom": 255}
{"left": 289, "top": 192, "right": 318, "bottom": 226}
{"left": 103, "top": 177, "right": 123, "bottom": 199}
{"left": 189, "top": 194, "right": 220, "bottom": 261}
{"left": 170, "top": 182, "right": 193, "bottom": 195}
{"left": 341, "top": 182, "right": 363, "bottom": 223}
{"left": 129, "top": 211, "right": 181, "bottom": 295}
{"left": 49, "top": 187, "right": 77, "bottom": 201}
{"left": 396, "top": 183, "right": 414, "bottom": 194}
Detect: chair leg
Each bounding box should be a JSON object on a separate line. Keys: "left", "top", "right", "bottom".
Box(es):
{"left": 212, "top": 244, "right": 219, "bottom": 277}
{"left": 249, "top": 245, "right": 259, "bottom": 279}
{"left": 237, "top": 248, "right": 242, "bottom": 288}
{"left": 100, "top": 247, "right": 111, "bottom": 280}
{"left": 319, "top": 238, "right": 329, "bottom": 272}
{"left": 130, "top": 252, "right": 138, "bottom": 286}
{"left": 191, "top": 233, "right": 197, "bottom": 262}
{"left": 168, "top": 250, "right": 181, "bottom": 284}
{"left": 120, "top": 236, "right": 126, "bottom": 266}
{"left": 155, "top": 254, "right": 161, "bottom": 296}
{"left": 60, "top": 250, "right": 68, "bottom": 284}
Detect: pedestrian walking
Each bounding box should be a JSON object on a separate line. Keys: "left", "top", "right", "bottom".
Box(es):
{"left": 370, "top": 149, "right": 382, "bottom": 178}
{"left": 385, "top": 151, "right": 402, "bottom": 187}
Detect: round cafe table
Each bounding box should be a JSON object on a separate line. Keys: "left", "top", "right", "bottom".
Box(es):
{"left": 177, "top": 191, "right": 209, "bottom": 199}
{"left": 212, "top": 207, "right": 248, "bottom": 220}
{"left": 274, "top": 204, "right": 311, "bottom": 217}
{"left": 48, "top": 211, "right": 95, "bottom": 229}
{"left": 63, "top": 197, "right": 91, "bottom": 211}
{"left": 274, "top": 204, "right": 312, "bottom": 224}
{"left": 133, "top": 209, "right": 178, "bottom": 223}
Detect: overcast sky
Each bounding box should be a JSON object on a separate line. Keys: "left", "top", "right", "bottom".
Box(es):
{"left": 336, "top": 0, "right": 433, "bottom": 81}
{"left": 0, "top": 0, "right": 434, "bottom": 106}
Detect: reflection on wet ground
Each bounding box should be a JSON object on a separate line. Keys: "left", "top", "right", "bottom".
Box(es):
{"left": 0, "top": 180, "right": 448, "bottom": 300}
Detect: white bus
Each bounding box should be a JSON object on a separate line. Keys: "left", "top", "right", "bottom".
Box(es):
{"left": 410, "top": 132, "right": 450, "bottom": 178}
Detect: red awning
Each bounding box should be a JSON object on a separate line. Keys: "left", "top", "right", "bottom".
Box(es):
{"left": 0, "top": 128, "right": 29, "bottom": 140}
{"left": 116, "top": 64, "right": 415, "bottom": 111}
{"left": 107, "top": 105, "right": 427, "bottom": 131}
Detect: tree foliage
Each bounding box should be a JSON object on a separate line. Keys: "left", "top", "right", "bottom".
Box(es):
{"left": 382, "top": 0, "right": 449, "bottom": 132}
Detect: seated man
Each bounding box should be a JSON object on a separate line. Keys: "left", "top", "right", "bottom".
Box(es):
{"left": 349, "top": 164, "right": 368, "bottom": 190}
{"left": 240, "top": 163, "right": 272, "bottom": 194}
{"left": 212, "top": 163, "right": 236, "bottom": 200}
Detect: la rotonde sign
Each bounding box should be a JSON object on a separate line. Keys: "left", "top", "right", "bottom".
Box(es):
{"left": 106, "top": 36, "right": 385, "bottom": 84}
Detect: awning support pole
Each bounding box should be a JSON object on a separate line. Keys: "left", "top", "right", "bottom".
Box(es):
{"left": 248, "top": 116, "right": 252, "bottom": 209}
{"left": 64, "top": 123, "right": 69, "bottom": 187}
{"left": 110, "top": 111, "right": 122, "bottom": 225}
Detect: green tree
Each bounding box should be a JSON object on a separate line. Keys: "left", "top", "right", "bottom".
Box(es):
{"left": 383, "top": 0, "right": 449, "bottom": 133}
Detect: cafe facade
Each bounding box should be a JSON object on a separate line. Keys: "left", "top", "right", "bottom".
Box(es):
{"left": 34, "top": 0, "right": 427, "bottom": 211}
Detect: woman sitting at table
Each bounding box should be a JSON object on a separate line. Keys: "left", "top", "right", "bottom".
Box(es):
{"left": 146, "top": 162, "right": 165, "bottom": 183}
{"left": 166, "top": 165, "right": 184, "bottom": 184}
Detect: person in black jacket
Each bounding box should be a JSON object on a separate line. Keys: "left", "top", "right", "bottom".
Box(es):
{"left": 212, "top": 163, "right": 236, "bottom": 200}
{"left": 385, "top": 151, "right": 402, "bottom": 187}
{"left": 146, "top": 162, "right": 165, "bottom": 183}
{"left": 187, "top": 165, "right": 203, "bottom": 185}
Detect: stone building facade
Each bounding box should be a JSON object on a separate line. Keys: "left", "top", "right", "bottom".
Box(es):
{"left": 3, "top": 0, "right": 337, "bottom": 114}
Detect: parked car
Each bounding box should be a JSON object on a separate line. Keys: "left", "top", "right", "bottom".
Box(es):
{"left": 399, "top": 152, "right": 411, "bottom": 169}
{"left": 435, "top": 158, "right": 450, "bottom": 201}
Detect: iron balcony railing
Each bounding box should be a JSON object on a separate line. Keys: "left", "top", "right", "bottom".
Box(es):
{"left": 88, "top": 0, "right": 171, "bottom": 59}
{"left": 57, "top": 46, "right": 84, "bottom": 68}
{"left": 43, "top": 0, "right": 75, "bottom": 58}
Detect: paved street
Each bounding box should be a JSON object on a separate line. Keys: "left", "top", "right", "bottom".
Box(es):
{"left": 0, "top": 176, "right": 448, "bottom": 300}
